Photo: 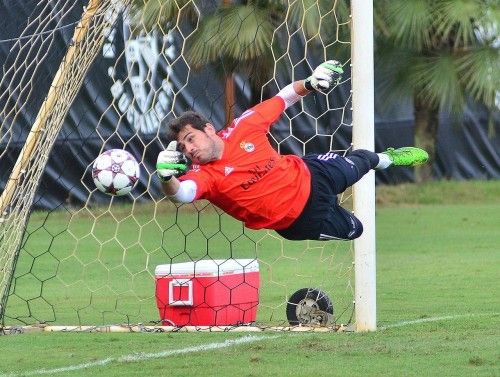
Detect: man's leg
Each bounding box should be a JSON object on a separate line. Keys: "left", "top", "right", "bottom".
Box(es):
{"left": 276, "top": 152, "right": 373, "bottom": 241}
{"left": 319, "top": 198, "right": 364, "bottom": 240}
{"left": 277, "top": 147, "right": 429, "bottom": 241}
{"left": 315, "top": 149, "right": 378, "bottom": 194}
{"left": 322, "top": 147, "right": 429, "bottom": 194}
{"left": 316, "top": 147, "right": 429, "bottom": 240}
{"left": 345, "top": 149, "right": 379, "bottom": 176}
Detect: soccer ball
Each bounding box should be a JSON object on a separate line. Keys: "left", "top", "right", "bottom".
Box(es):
{"left": 92, "top": 149, "right": 140, "bottom": 196}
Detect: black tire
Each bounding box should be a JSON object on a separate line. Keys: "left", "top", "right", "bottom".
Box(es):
{"left": 286, "top": 288, "right": 334, "bottom": 326}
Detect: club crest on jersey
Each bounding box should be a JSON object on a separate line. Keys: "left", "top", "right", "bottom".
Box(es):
{"left": 240, "top": 141, "right": 255, "bottom": 152}
{"left": 224, "top": 166, "right": 234, "bottom": 176}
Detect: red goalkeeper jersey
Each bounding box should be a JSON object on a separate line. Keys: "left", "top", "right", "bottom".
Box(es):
{"left": 179, "top": 96, "right": 311, "bottom": 230}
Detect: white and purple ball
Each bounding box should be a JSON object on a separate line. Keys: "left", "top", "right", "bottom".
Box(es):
{"left": 92, "top": 149, "right": 140, "bottom": 196}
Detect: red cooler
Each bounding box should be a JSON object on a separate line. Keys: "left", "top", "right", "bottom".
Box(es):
{"left": 155, "top": 259, "right": 260, "bottom": 326}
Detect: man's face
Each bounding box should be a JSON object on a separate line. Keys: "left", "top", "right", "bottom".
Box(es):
{"left": 177, "top": 124, "right": 220, "bottom": 165}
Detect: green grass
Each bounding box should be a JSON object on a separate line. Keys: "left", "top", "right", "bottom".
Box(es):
{"left": 1, "top": 180, "right": 499, "bottom": 376}
{"left": 376, "top": 179, "right": 500, "bottom": 206}
{"left": 1, "top": 318, "right": 498, "bottom": 377}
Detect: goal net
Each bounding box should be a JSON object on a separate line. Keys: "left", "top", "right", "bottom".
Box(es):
{"left": 0, "top": 0, "right": 374, "bottom": 331}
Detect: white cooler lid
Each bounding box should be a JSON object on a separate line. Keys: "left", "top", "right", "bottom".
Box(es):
{"left": 155, "top": 258, "right": 259, "bottom": 276}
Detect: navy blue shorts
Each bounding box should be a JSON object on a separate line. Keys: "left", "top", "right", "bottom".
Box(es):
{"left": 276, "top": 150, "right": 378, "bottom": 241}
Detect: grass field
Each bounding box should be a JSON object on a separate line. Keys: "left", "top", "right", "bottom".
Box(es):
{"left": 0, "top": 180, "right": 499, "bottom": 376}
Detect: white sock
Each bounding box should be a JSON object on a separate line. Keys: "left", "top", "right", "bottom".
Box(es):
{"left": 375, "top": 153, "right": 392, "bottom": 169}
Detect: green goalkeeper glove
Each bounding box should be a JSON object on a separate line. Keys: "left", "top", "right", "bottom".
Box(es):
{"left": 156, "top": 141, "right": 188, "bottom": 182}
{"left": 304, "top": 60, "right": 344, "bottom": 92}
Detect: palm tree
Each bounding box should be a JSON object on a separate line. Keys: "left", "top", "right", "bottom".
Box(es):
{"left": 184, "top": 2, "right": 279, "bottom": 125}
{"left": 374, "top": 0, "right": 499, "bottom": 181}
{"left": 130, "top": 0, "right": 350, "bottom": 126}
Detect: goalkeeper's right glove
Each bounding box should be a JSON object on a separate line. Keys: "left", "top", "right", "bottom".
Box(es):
{"left": 304, "top": 60, "right": 344, "bottom": 92}
{"left": 156, "top": 141, "right": 188, "bottom": 182}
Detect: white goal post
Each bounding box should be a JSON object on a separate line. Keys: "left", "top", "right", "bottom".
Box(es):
{"left": 351, "top": 0, "right": 377, "bottom": 332}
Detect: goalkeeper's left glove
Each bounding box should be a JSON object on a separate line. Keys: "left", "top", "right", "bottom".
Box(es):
{"left": 304, "top": 60, "right": 344, "bottom": 92}
{"left": 156, "top": 141, "right": 188, "bottom": 182}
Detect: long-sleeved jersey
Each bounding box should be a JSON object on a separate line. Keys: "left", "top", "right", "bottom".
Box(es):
{"left": 179, "top": 96, "right": 311, "bottom": 230}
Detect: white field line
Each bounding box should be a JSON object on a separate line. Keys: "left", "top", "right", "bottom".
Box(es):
{"left": 2, "top": 313, "right": 499, "bottom": 376}
{"left": 379, "top": 312, "right": 499, "bottom": 330}
{"left": 0, "top": 335, "right": 278, "bottom": 377}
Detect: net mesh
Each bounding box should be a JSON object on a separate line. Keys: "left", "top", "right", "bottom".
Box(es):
{"left": 0, "top": 0, "right": 354, "bottom": 330}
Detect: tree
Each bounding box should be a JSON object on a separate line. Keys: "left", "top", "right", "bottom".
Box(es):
{"left": 184, "top": 2, "right": 278, "bottom": 125}
{"left": 374, "top": 0, "right": 499, "bottom": 181}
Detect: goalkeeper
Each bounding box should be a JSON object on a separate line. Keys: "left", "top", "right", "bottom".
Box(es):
{"left": 157, "top": 61, "right": 428, "bottom": 241}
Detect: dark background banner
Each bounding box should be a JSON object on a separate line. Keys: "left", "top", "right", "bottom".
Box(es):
{"left": 1, "top": 1, "right": 499, "bottom": 210}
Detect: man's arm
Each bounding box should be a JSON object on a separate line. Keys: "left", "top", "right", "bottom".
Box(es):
{"left": 161, "top": 176, "right": 197, "bottom": 203}
{"left": 161, "top": 175, "right": 180, "bottom": 196}
{"left": 293, "top": 80, "right": 310, "bottom": 97}
{"left": 276, "top": 81, "right": 309, "bottom": 110}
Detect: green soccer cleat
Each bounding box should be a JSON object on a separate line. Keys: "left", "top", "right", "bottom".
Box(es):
{"left": 382, "top": 147, "right": 429, "bottom": 167}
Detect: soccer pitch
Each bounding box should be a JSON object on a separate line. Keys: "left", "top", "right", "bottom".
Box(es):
{"left": 0, "top": 181, "right": 499, "bottom": 376}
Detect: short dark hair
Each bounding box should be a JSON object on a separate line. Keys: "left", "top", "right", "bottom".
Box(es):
{"left": 167, "top": 111, "right": 211, "bottom": 140}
